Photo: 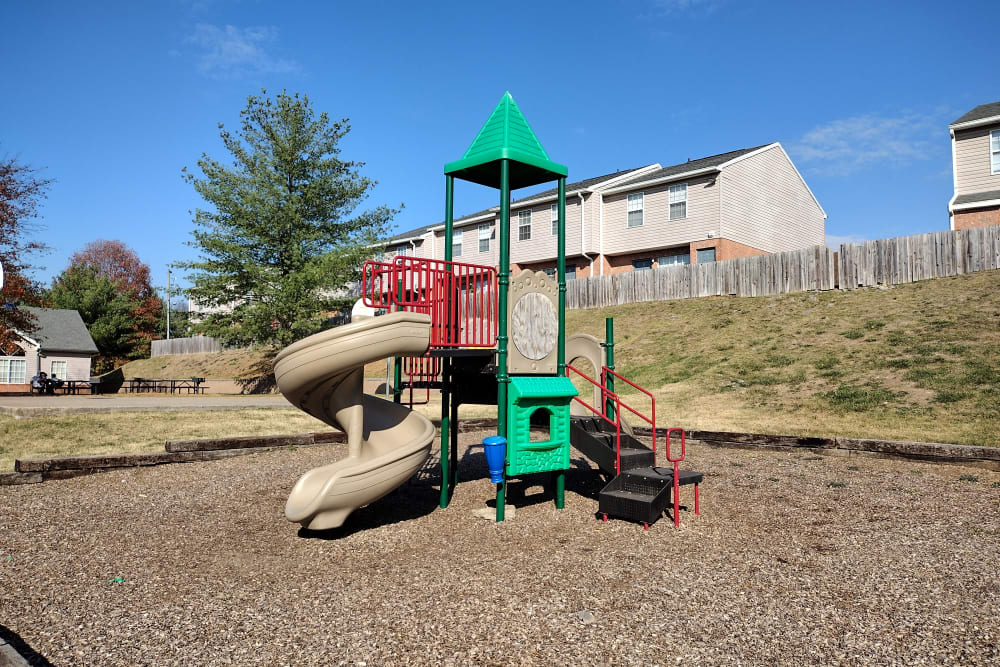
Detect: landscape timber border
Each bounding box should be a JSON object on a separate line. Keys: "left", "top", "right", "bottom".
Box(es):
{"left": 3, "top": 418, "right": 997, "bottom": 486}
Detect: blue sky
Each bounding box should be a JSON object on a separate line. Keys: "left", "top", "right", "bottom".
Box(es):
{"left": 2, "top": 0, "right": 996, "bottom": 292}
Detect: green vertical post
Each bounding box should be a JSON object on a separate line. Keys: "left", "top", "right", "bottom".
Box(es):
{"left": 554, "top": 176, "right": 567, "bottom": 509}
{"left": 439, "top": 175, "right": 455, "bottom": 507}
{"left": 393, "top": 277, "right": 404, "bottom": 405}
{"left": 604, "top": 317, "right": 615, "bottom": 421}
{"left": 495, "top": 159, "right": 510, "bottom": 522}
{"left": 450, "top": 398, "right": 459, "bottom": 491}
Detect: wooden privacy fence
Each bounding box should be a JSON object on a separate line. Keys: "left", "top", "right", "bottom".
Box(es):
{"left": 151, "top": 336, "right": 224, "bottom": 356}
{"left": 838, "top": 225, "right": 1000, "bottom": 289}
{"left": 566, "top": 245, "right": 836, "bottom": 309}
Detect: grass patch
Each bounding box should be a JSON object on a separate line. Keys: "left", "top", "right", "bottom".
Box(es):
{"left": 841, "top": 329, "right": 864, "bottom": 340}
{"left": 829, "top": 481, "right": 848, "bottom": 488}
{"left": 0, "top": 409, "right": 329, "bottom": 472}
{"left": 959, "top": 474, "right": 979, "bottom": 483}
{"left": 864, "top": 319, "right": 886, "bottom": 330}
{"left": 824, "top": 383, "right": 899, "bottom": 412}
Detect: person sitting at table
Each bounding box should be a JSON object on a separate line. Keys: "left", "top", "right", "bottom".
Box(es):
{"left": 30, "top": 371, "right": 56, "bottom": 395}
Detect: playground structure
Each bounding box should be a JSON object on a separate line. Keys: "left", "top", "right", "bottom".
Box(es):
{"left": 275, "top": 92, "right": 700, "bottom": 530}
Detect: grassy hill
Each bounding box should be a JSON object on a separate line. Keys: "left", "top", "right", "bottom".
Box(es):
{"left": 125, "top": 271, "right": 1000, "bottom": 446}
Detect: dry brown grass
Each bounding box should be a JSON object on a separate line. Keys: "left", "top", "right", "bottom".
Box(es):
{"left": 121, "top": 348, "right": 277, "bottom": 379}
{"left": 0, "top": 409, "right": 328, "bottom": 471}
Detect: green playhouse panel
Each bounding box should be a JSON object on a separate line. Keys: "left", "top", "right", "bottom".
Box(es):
{"left": 505, "top": 375, "right": 578, "bottom": 476}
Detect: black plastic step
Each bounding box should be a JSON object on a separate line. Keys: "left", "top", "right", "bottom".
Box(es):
{"left": 570, "top": 416, "right": 654, "bottom": 476}
{"left": 599, "top": 466, "right": 703, "bottom": 526}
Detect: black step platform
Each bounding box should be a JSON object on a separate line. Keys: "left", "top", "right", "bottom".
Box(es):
{"left": 569, "top": 416, "right": 654, "bottom": 477}
{"left": 599, "top": 466, "right": 703, "bottom": 526}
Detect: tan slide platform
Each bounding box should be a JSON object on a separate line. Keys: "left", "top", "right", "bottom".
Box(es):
{"left": 274, "top": 312, "right": 434, "bottom": 530}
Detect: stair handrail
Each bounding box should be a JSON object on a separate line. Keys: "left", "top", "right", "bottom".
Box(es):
{"left": 665, "top": 427, "right": 686, "bottom": 528}
{"left": 566, "top": 363, "right": 624, "bottom": 474}
{"left": 601, "top": 366, "right": 656, "bottom": 465}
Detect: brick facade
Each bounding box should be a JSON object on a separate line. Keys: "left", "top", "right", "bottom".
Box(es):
{"left": 511, "top": 237, "right": 767, "bottom": 276}
{"left": 953, "top": 206, "right": 1000, "bottom": 230}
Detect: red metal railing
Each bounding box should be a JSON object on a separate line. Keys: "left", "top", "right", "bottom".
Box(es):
{"left": 601, "top": 367, "right": 656, "bottom": 465}
{"left": 362, "top": 256, "right": 498, "bottom": 348}
{"left": 664, "top": 427, "right": 699, "bottom": 527}
{"left": 400, "top": 355, "right": 441, "bottom": 406}
{"left": 566, "top": 363, "right": 623, "bottom": 474}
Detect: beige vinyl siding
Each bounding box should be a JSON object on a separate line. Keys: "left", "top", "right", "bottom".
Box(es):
{"left": 19, "top": 348, "right": 93, "bottom": 380}
{"left": 430, "top": 217, "right": 498, "bottom": 265}
{"left": 954, "top": 126, "right": 1000, "bottom": 195}
{"left": 601, "top": 174, "right": 720, "bottom": 256}
{"left": 585, "top": 192, "right": 602, "bottom": 254}
{"left": 719, "top": 145, "right": 825, "bottom": 253}
{"left": 509, "top": 198, "right": 583, "bottom": 265}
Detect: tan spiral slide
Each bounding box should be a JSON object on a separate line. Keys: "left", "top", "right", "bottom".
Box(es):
{"left": 273, "top": 311, "right": 435, "bottom": 531}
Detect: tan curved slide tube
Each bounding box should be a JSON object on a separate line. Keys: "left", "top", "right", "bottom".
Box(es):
{"left": 274, "top": 312, "right": 434, "bottom": 530}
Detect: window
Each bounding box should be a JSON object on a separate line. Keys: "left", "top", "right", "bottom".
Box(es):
{"left": 658, "top": 251, "right": 690, "bottom": 266}
{"left": 566, "top": 265, "right": 577, "bottom": 280}
{"left": 478, "top": 223, "right": 491, "bottom": 253}
{"left": 669, "top": 184, "right": 687, "bottom": 220}
{"left": 0, "top": 359, "right": 26, "bottom": 384}
{"left": 518, "top": 210, "right": 532, "bottom": 241}
{"left": 992, "top": 130, "right": 1000, "bottom": 175}
{"left": 395, "top": 244, "right": 408, "bottom": 257}
{"left": 632, "top": 258, "right": 653, "bottom": 271}
{"left": 627, "top": 193, "right": 644, "bottom": 228}
{"left": 542, "top": 267, "right": 557, "bottom": 279}
{"left": 452, "top": 229, "right": 462, "bottom": 257}
{"left": 550, "top": 204, "right": 559, "bottom": 236}
{"left": 697, "top": 247, "right": 716, "bottom": 263}
{"left": 50, "top": 361, "right": 67, "bottom": 380}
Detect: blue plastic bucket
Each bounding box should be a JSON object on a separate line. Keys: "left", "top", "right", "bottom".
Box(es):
{"left": 482, "top": 436, "right": 507, "bottom": 483}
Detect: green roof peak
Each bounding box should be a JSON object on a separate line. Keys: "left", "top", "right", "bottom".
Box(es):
{"left": 445, "top": 92, "right": 567, "bottom": 190}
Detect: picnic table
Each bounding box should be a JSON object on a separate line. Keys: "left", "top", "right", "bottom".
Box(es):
{"left": 63, "top": 380, "right": 93, "bottom": 395}
{"left": 126, "top": 378, "right": 206, "bottom": 394}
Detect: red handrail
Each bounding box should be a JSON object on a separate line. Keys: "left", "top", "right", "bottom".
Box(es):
{"left": 601, "top": 366, "right": 657, "bottom": 465}
{"left": 665, "top": 427, "right": 686, "bottom": 528}
{"left": 567, "top": 364, "right": 623, "bottom": 474}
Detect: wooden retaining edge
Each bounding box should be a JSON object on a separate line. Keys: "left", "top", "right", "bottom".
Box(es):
{"left": 632, "top": 427, "right": 1000, "bottom": 471}
{"left": 5, "top": 431, "right": 347, "bottom": 484}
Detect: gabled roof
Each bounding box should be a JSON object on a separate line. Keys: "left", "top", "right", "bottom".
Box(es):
{"left": 608, "top": 145, "right": 772, "bottom": 189}
{"left": 950, "top": 101, "right": 1000, "bottom": 128}
{"left": 512, "top": 165, "right": 654, "bottom": 204}
{"left": 444, "top": 92, "right": 568, "bottom": 189}
{"left": 22, "top": 307, "right": 99, "bottom": 355}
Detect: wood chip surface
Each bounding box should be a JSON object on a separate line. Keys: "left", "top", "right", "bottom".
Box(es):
{"left": 1, "top": 429, "right": 998, "bottom": 665}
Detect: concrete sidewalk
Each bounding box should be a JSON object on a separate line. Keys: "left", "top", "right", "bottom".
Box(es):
{"left": 0, "top": 394, "right": 293, "bottom": 419}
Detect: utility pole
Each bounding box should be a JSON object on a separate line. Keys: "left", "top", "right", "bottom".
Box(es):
{"left": 166, "top": 266, "right": 171, "bottom": 340}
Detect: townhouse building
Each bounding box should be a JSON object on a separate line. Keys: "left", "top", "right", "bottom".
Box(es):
{"left": 386, "top": 142, "right": 825, "bottom": 278}
{"left": 949, "top": 100, "right": 1000, "bottom": 230}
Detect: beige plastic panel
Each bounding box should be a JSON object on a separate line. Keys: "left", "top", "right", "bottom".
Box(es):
{"left": 508, "top": 270, "right": 558, "bottom": 374}
{"left": 273, "top": 311, "right": 434, "bottom": 530}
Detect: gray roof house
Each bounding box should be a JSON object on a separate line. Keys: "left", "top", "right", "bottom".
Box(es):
{"left": 0, "top": 308, "right": 99, "bottom": 386}
{"left": 384, "top": 142, "right": 825, "bottom": 278}
{"left": 948, "top": 100, "right": 1000, "bottom": 230}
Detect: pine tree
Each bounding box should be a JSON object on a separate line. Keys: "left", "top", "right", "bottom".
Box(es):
{"left": 181, "top": 90, "right": 397, "bottom": 348}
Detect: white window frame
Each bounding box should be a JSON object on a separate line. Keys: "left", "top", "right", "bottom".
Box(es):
{"left": 518, "top": 210, "right": 532, "bottom": 241}
{"left": 395, "top": 244, "right": 409, "bottom": 257}
{"left": 658, "top": 251, "right": 690, "bottom": 267}
{"left": 669, "top": 183, "right": 687, "bottom": 221}
{"left": 50, "top": 360, "right": 67, "bottom": 380}
{"left": 478, "top": 223, "right": 491, "bottom": 253}
{"left": 627, "top": 193, "right": 644, "bottom": 228}
{"left": 452, "top": 229, "right": 462, "bottom": 257}
{"left": 991, "top": 129, "right": 1000, "bottom": 175}
{"left": 0, "top": 358, "right": 26, "bottom": 384}
{"left": 550, "top": 204, "right": 558, "bottom": 236}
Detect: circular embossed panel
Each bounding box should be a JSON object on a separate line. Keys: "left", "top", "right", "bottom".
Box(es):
{"left": 511, "top": 292, "right": 557, "bottom": 360}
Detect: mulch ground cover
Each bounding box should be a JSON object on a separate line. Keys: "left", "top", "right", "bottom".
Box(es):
{"left": 1, "top": 430, "right": 999, "bottom": 665}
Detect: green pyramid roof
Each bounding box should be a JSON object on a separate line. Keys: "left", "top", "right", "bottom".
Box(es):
{"left": 445, "top": 92, "right": 567, "bottom": 190}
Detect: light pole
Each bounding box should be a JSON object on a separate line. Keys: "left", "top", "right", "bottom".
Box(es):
{"left": 166, "top": 266, "right": 171, "bottom": 340}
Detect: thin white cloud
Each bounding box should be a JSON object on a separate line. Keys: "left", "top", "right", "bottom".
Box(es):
{"left": 825, "top": 234, "right": 869, "bottom": 250}
{"left": 186, "top": 24, "right": 298, "bottom": 78}
{"left": 646, "top": 0, "right": 724, "bottom": 16}
{"left": 790, "top": 113, "right": 939, "bottom": 176}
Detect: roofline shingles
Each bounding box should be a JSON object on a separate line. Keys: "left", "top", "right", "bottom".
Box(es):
{"left": 951, "top": 101, "right": 1000, "bottom": 127}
